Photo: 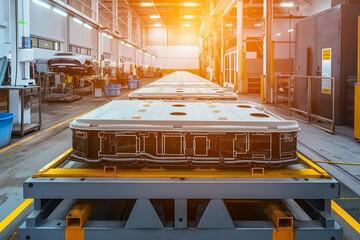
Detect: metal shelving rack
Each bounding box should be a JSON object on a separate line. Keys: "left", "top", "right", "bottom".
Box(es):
{"left": 0, "top": 85, "right": 41, "bottom": 137}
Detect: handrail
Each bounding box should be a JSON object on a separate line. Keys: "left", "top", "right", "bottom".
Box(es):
{"left": 276, "top": 74, "right": 336, "bottom": 134}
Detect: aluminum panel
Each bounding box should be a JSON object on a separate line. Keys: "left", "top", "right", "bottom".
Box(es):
{"left": 128, "top": 87, "right": 238, "bottom": 100}
{"left": 70, "top": 100, "right": 299, "bottom": 132}
{"left": 69, "top": 101, "right": 299, "bottom": 166}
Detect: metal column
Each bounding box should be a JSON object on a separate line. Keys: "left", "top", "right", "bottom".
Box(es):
{"left": 355, "top": 16, "right": 360, "bottom": 139}
{"left": 264, "top": 0, "right": 274, "bottom": 103}
{"left": 236, "top": 0, "right": 244, "bottom": 93}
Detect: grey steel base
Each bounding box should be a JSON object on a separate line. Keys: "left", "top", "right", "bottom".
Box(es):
{"left": 19, "top": 224, "right": 342, "bottom": 240}
{"left": 23, "top": 177, "right": 340, "bottom": 199}
{"left": 19, "top": 177, "right": 343, "bottom": 240}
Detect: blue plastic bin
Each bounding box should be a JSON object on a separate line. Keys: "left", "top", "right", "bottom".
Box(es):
{"left": 105, "top": 84, "right": 121, "bottom": 96}
{"left": 135, "top": 79, "right": 141, "bottom": 88}
{"left": 129, "top": 79, "right": 137, "bottom": 89}
{"left": 0, "top": 112, "right": 15, "bottom": 148}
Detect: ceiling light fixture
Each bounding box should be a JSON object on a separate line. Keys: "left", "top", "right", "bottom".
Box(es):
{"left": 73, "top": 17, "right": 83, "bottom": 25}
{"left": 276, "top": 33, "right": 282, "bottom": 36}
{"left": 153, "top": 23, "right": 162, "bottom": 27}
{"left": 254, "top": 23, "right": 261, "bottom": 27}
{"left": 183, "top": 2, "right": 197, "bottom": 7}
{"left": 280, "top": 2, "right": 294, "bottom": 7}
{"left": 288, "top": 28, "right": 294, "bottom": 32}
{"left": 125, "top": 43, "right": 132, "bottom": 47}
{"left": 141, "top": 2, "right": 154, "bottom": 7}
{"left": 83, "top": 23, "right": 92, "bottom": 29}
{"left": 121, "top": 41, "right": 125, "bottom": 44}
{"left": 184, "top": 15, "right": 194, "bottom": 19}
{"left": 225, "top": 23, "right": 233, "bottom": 27}
{"left": 139, "top": 49, "right": 143, "bottom": 52}
{"left": 53, "top": 8, "right": 67, "bottom": 16}
{"left": 183, "top": 23, "right": 191, "bottom": 27}
{"left": 32, "top": 0, "right": 51, "bottom": 9}
{"left": 150, "top": 15, "right": 160, "bottom": 19}
{"left": 102, "top": 33, "right": 108, "bottom": 37}
{"left": 107, "top": 35, "right": 113, "bottom": 39}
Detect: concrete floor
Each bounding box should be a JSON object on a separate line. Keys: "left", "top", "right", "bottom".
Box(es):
{"left": 0, "top": 78, "right": 359, "bottom": 239}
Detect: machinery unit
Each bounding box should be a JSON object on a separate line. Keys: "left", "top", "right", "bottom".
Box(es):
{"left": 294, "top": 3, "right": 360, "bottom": 125}
{"left": 70, "top": 100, "right": 300, "bottom": 167}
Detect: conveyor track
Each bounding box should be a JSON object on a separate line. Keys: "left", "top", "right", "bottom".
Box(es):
{"left": 298, "top": 141, "right": 360, "bottom": 184}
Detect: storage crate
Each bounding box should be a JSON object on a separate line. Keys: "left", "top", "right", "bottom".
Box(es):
{"left": 105, "top": 84, "right": 121, "bottom": 97}
{"left": 0, "top": 112, "right": 15, "bottom": 148}
{"left": 129, "top": 79, "right": 137, "bottom": 89}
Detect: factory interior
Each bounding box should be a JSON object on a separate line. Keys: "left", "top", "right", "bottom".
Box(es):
{"left": 0, "top": 0, "right": 360, "bottom": 239}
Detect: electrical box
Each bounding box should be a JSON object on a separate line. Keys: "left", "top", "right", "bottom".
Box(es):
{"left": 22, "top": 36, "right": 31, "bottom": 49}
{"left": 19, "top": 49, "right": 34, "bottom": 62}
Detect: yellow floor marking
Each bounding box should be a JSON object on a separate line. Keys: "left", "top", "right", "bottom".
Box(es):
{"left": 332, "top": 200, "right": 360, "bottom": 234}
{"left": 312, "top": 160, "right": 360, "bottom": 166}
{"left": 0, "top": 199, "right": 33, "bottom": 232}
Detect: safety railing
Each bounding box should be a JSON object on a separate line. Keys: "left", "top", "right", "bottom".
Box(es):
{"left": 278, "top": 75, "right": 336, "bottom": 134}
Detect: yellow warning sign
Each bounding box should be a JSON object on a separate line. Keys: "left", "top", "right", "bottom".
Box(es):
{"left": 322, "top": 48, "right": 331, "bottom": 60}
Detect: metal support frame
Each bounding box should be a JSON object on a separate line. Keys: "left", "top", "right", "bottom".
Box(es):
{"left": 65, "top": 200, "right": 96, "bottom": 240}
{"left": 19, "top": 150, "right": 342, "bottom": 240}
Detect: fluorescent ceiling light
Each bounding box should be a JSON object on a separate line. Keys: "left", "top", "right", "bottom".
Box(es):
{"left": 32, "top": 0, "right": 51, "bottom": 9}
{"left": 73, "top": 17, "right": 83, "bottom": 24}
{"left": 121, "top": 41, "right": 125, "bottom": 44}
{"left": 53, "top": 8, "right": 68, "bottom": 16}
{"left": 139, "top": 49, "right": 143, "bottom": 52}
{"left": 107, "top": 35, "right": 113, "bottom": 39}
{"left": 288, "top": 28, "right": 294, "bottom": 32}
{"left": 183, "top": 2, "right": 196, "bottom": 7}
{"left": 183, "top": 23, "right": 191, "bottom": 27}
{"left": 280, "top": 2, "right": 294, "bottom": 7}
{"left": 225, "top": 23, "right": 232, "bottom": 27}
{"left": 150, "top": 15, "right": 160, "bottom": 19}
{"left": 153, "top": 23, "right": 162, "bottom": 27}
{"left": 254, "top": 23, "right": 261, "bottom": 27}
{"left": 184, "top": 15, "right": 194, "bottom": 19}
{"left": 126, "top": 43, "right": 132, "bottom": 47}
{"left": 83, "top": 23, "right": 92, "bottom": 29}
{"left": 152, "top": 56, "right": 156, "bottom": 59}
{"left": 141, "top": 2, "right": 154, "bottom": 7}
{"left": 276, "top": 33, "right": 282, "bottom": 36}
